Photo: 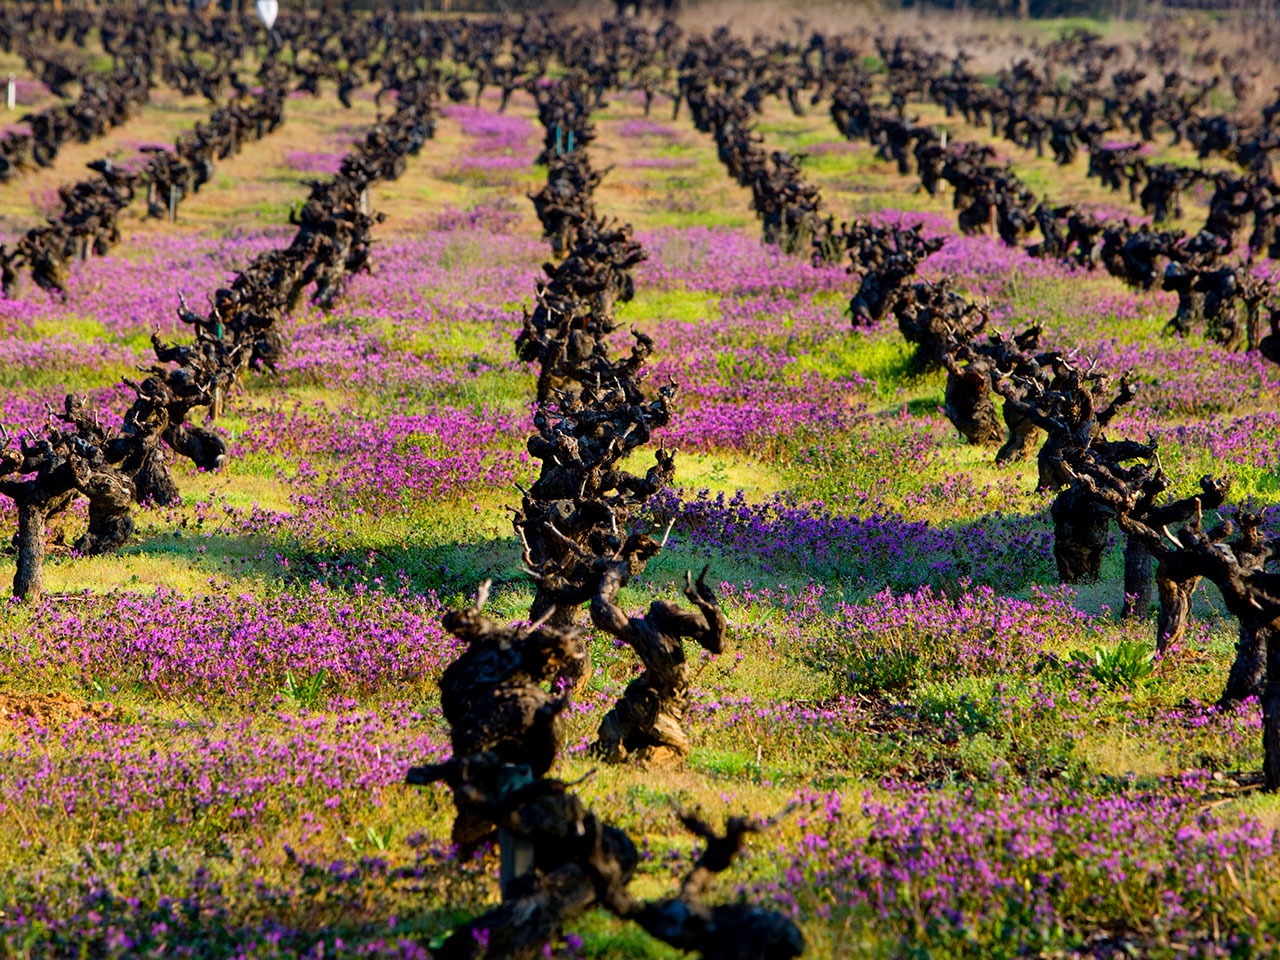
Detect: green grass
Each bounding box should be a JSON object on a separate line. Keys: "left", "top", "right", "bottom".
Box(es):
{"left": 628, "top": 288, "right": 720, "bottom": 325}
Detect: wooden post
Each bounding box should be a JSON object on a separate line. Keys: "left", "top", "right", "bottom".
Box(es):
{"left": 1266, "top": 680, "right": 1280, "bottom": 792}
{"left": 496, "top": 764, "right": 534, "bottom": 897}
{"left": 13, "top": 502, "right": 46, "bottom": 603}
{"left": 169, "top": 184, "right": 179, "bottom": 223}
{"left": 1121, "top": 537, "right": 1153, "bottom": 620}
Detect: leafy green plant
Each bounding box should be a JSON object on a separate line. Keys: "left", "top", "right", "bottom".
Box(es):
{"left": 85, "top": 673, "right": 112, "bottom": 700}
{"left": 344, "top": 825, "right": 393, "bottom": 853}
{"left": 366, "top": 824, "right": 393, "bottom": 852}
{"left": 281, "top": 667, "right": 328, "bottom": 709}
{"left": 1071, "top": 640, "right": 1155, "bottom": 690}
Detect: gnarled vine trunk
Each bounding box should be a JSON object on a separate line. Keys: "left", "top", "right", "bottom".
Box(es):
{"left": 1222, "top": 621, "right": 1277, "bottom": 708}
{"left": 1155, "top": 568, "right": 1197, "bottom": 652}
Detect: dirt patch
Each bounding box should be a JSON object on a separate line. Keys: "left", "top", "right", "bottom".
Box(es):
{"left": 0, "top": 691, "right": 119, "bottom": 728}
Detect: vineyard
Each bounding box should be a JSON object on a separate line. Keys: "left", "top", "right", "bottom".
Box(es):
{"left": 2, "top": 2, "right": 1280, "bottom": 958}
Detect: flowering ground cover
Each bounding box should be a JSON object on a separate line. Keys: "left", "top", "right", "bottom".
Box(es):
{"left": 1, "top": 28, "right": 1279, "bottom": 960}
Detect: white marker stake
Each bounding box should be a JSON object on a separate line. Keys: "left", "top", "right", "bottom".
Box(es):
{"left": 7, "top": 74, "right": 15, "bottom": 111}
{"left": 255, "top": 0, "right": 278, "bottom": 31}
